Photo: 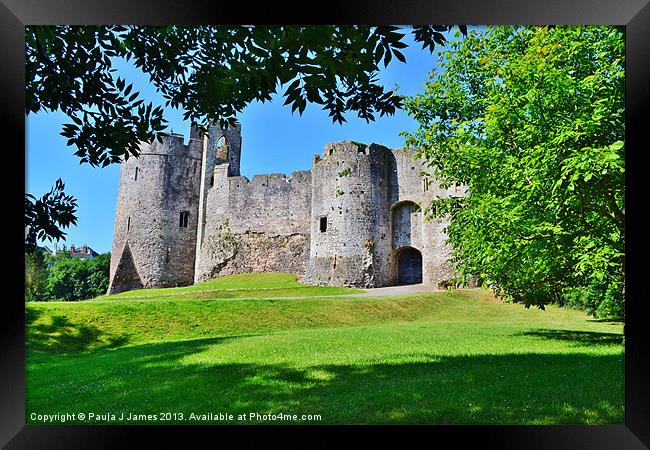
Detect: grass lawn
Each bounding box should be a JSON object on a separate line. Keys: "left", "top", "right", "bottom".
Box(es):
{"left": 99, "top": 272, "right": 364, "bottom": 301}
{"left": 26, "top": 273, "right": 624, "bottom": 425}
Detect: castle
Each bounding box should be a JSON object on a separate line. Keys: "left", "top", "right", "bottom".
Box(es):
{"left": 107, "top": 122, "right": 458, "bottom": 294}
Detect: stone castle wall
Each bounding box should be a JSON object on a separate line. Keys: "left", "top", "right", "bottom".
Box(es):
{"left": 107, "top": 133, "right": 202, "bottom": 294}
{"left": 193, "top": 167, "right": 312, "bottom": 282}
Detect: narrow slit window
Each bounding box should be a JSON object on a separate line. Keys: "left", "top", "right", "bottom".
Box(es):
{"left": 210, "top": 174, "right": 214, "bottom": 187}
{"left": 179, "top": 211, "right": 189, "bottom": 228}
{"left": 127, "top": 216, "right": 131, "bottom": 232}
{"left": 423, "top": 177, "right": 429, "bottom": 192}
{"left": 166, "top": 246, "right": 171, "bottom": 264}
{"left": 319, "top": 216, "right": 327, "bottom": 233}
{"left": 134, "top": 167, "right": 139, "bottom": 181}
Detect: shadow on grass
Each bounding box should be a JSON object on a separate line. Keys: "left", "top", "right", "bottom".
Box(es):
{"left": 586, "top": 318, "right": 624, "bottom": 324}
{"left": 26, "top": 335, "right": 624, "bottom": 425}
{"left": 26, "top": 308, "right": 131, "bottom": 354}
{"left": 516, "top": 329, "right": 624, "bottom": 346}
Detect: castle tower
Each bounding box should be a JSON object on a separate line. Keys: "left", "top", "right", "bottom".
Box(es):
{"left": 303, "top": 141, "right": 393, "bottom": 288}
{"left": 198, "top": 121, "right": 242, "bottom": 177}
{"left": 194, "top": 122, "right": 242, "bottom": 280}
{"left": 107, "top": 131, "right": 203, "bottom": 294}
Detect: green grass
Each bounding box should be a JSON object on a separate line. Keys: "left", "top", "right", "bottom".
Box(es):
{"left": 99, "top": 272, "right": 364, "bottom": 301}
{"left": 26, "top": 276, "right": 624, "bottom": 425}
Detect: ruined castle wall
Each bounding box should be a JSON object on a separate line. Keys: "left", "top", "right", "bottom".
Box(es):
{"left": 389, "top": 149, "right": 458, "bottom": 286}
{"left": 108, "top": 119, "right": 461, "bottom": 294}
{"left": 194, "top": 123, "right": 243, "bottom": 277}
{"left": 108, "top": 134, "right": 202, "bottom": 294}
{"left": 303, "top": 142, "right": 393, "bottom": 288}
{"left": 194, "top": 168, "right": 312, "bottom": 282}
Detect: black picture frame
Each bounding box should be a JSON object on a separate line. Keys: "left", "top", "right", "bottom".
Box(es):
{"left": 4, "top": 0, "right": 649, "bottom": 447}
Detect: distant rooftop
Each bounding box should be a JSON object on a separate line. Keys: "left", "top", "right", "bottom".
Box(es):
{"left": 68, "top": 244, "right": 99, "bottom": 259}
{"left": 45, "top": 243, "right": 100, "bottom": 259}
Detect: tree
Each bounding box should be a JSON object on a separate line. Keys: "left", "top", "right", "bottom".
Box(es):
{"left": 403, "top": 26, "right": 624, "bottom": 318}
{"left": 25, "top": 249, "right": 49, "bottom": 301}
{"left": 44, "top": 252, "right": 111, "bottom": 301}
{"left": 25, "top": 25, "right": 464, "bottom": 248}
{"left": 85, "top": 253, "right": 111, "bottom": 298}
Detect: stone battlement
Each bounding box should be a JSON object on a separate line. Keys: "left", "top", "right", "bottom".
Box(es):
{"left": 143, "top": 132, "right": 202, "bottom": 159}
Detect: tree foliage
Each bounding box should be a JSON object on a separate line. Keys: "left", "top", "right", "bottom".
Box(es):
{"left": 25, "top": 250, "right": 49, "bottom": 301}
{"left": 26, "top": 25, "right": 463, "bottom": 166}
{"left": 24, "top": 179, "right": 78, "bottom": 252}
{"left": 43, "top": 252, "right": 111, "bottom": 301}
{"left": 404, "top": 26, "right": 624, "bottom": 318}
{"left": 25, "top": 25, "right": 463, "bottom": 249}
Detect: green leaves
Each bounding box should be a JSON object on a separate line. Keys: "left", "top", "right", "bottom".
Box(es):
{"left": 26, "top": 26, "right": 167, "bottom": 167}
{"left": 25, "top": 179, "right": 78, "bottom": 252}
{"left": 404, "top": 26, "right": 625, "bottom": 317}
{"left": 43, "top": 252, "right": 111, "bottom": 301}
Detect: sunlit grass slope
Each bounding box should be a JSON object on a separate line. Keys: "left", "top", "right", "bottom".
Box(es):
{"left": 26, "top": 287, "right": 624, "bottom": 425}
{"left": 100, "top": 272, "right": 363, "bottom": 301}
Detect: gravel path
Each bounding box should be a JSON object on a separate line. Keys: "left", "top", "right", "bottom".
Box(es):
{"left": 347, "top": 284, "right": 441, "bottom": 297}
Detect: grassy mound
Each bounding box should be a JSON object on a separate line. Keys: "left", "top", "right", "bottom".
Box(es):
{"left": 101, "top": 272, "right": 364, "bottom": 301}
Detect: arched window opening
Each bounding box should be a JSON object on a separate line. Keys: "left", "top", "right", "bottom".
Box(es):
{"left": 391, "top": 201, "right": 421, "bottom": 249}
{"left": 215, "top": 136, "right": 229, "bottom": 163}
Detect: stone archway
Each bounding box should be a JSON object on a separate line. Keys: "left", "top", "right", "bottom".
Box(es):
{"left": 215, "top": 136, "right": 230, "bottom": 163}
{"left": 391, "top": 200, "right": 422, "bottom": 250}
{"left": 396, "top": 247, "right": 423, "bottom": 285}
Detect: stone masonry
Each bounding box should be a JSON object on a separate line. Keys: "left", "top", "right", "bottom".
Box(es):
{"left": 107, "top": 122, "right": 458, "bottom": 294}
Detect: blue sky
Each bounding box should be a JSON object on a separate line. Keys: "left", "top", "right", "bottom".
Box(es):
{"left": 26, "top": 27, "right": 457, "bottom": 254}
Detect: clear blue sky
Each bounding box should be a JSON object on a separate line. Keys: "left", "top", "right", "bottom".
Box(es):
{"left": 26, "top": 27, "right": 458, "bottom": 254}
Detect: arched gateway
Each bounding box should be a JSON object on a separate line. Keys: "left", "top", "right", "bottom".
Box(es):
{"left": 396, "top": 247, "right": 423, "bottom": 285}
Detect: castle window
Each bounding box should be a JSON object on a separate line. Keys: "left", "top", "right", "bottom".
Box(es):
{"left": 134, "top": 167, "right": 139, "bottom": 181}
{"left": 127, "top": 216, "right": 131, "bottom": 232}
{"left": 423, "top": 177, "right": 429, "bottom": 192}
{"left": 166, "top": 246, "right": 171, "bottom": 264}
{"left": 319, "top": 216, "right": 327, "bottom": 233}
{"left": 215, "top": 136, "right": 229, "bottom": 163}
{"left": 179, "top": 211, "right": 189, "bottom": 228}
{"left": 209, "top": 174, "right": 214, "bottom": 188}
